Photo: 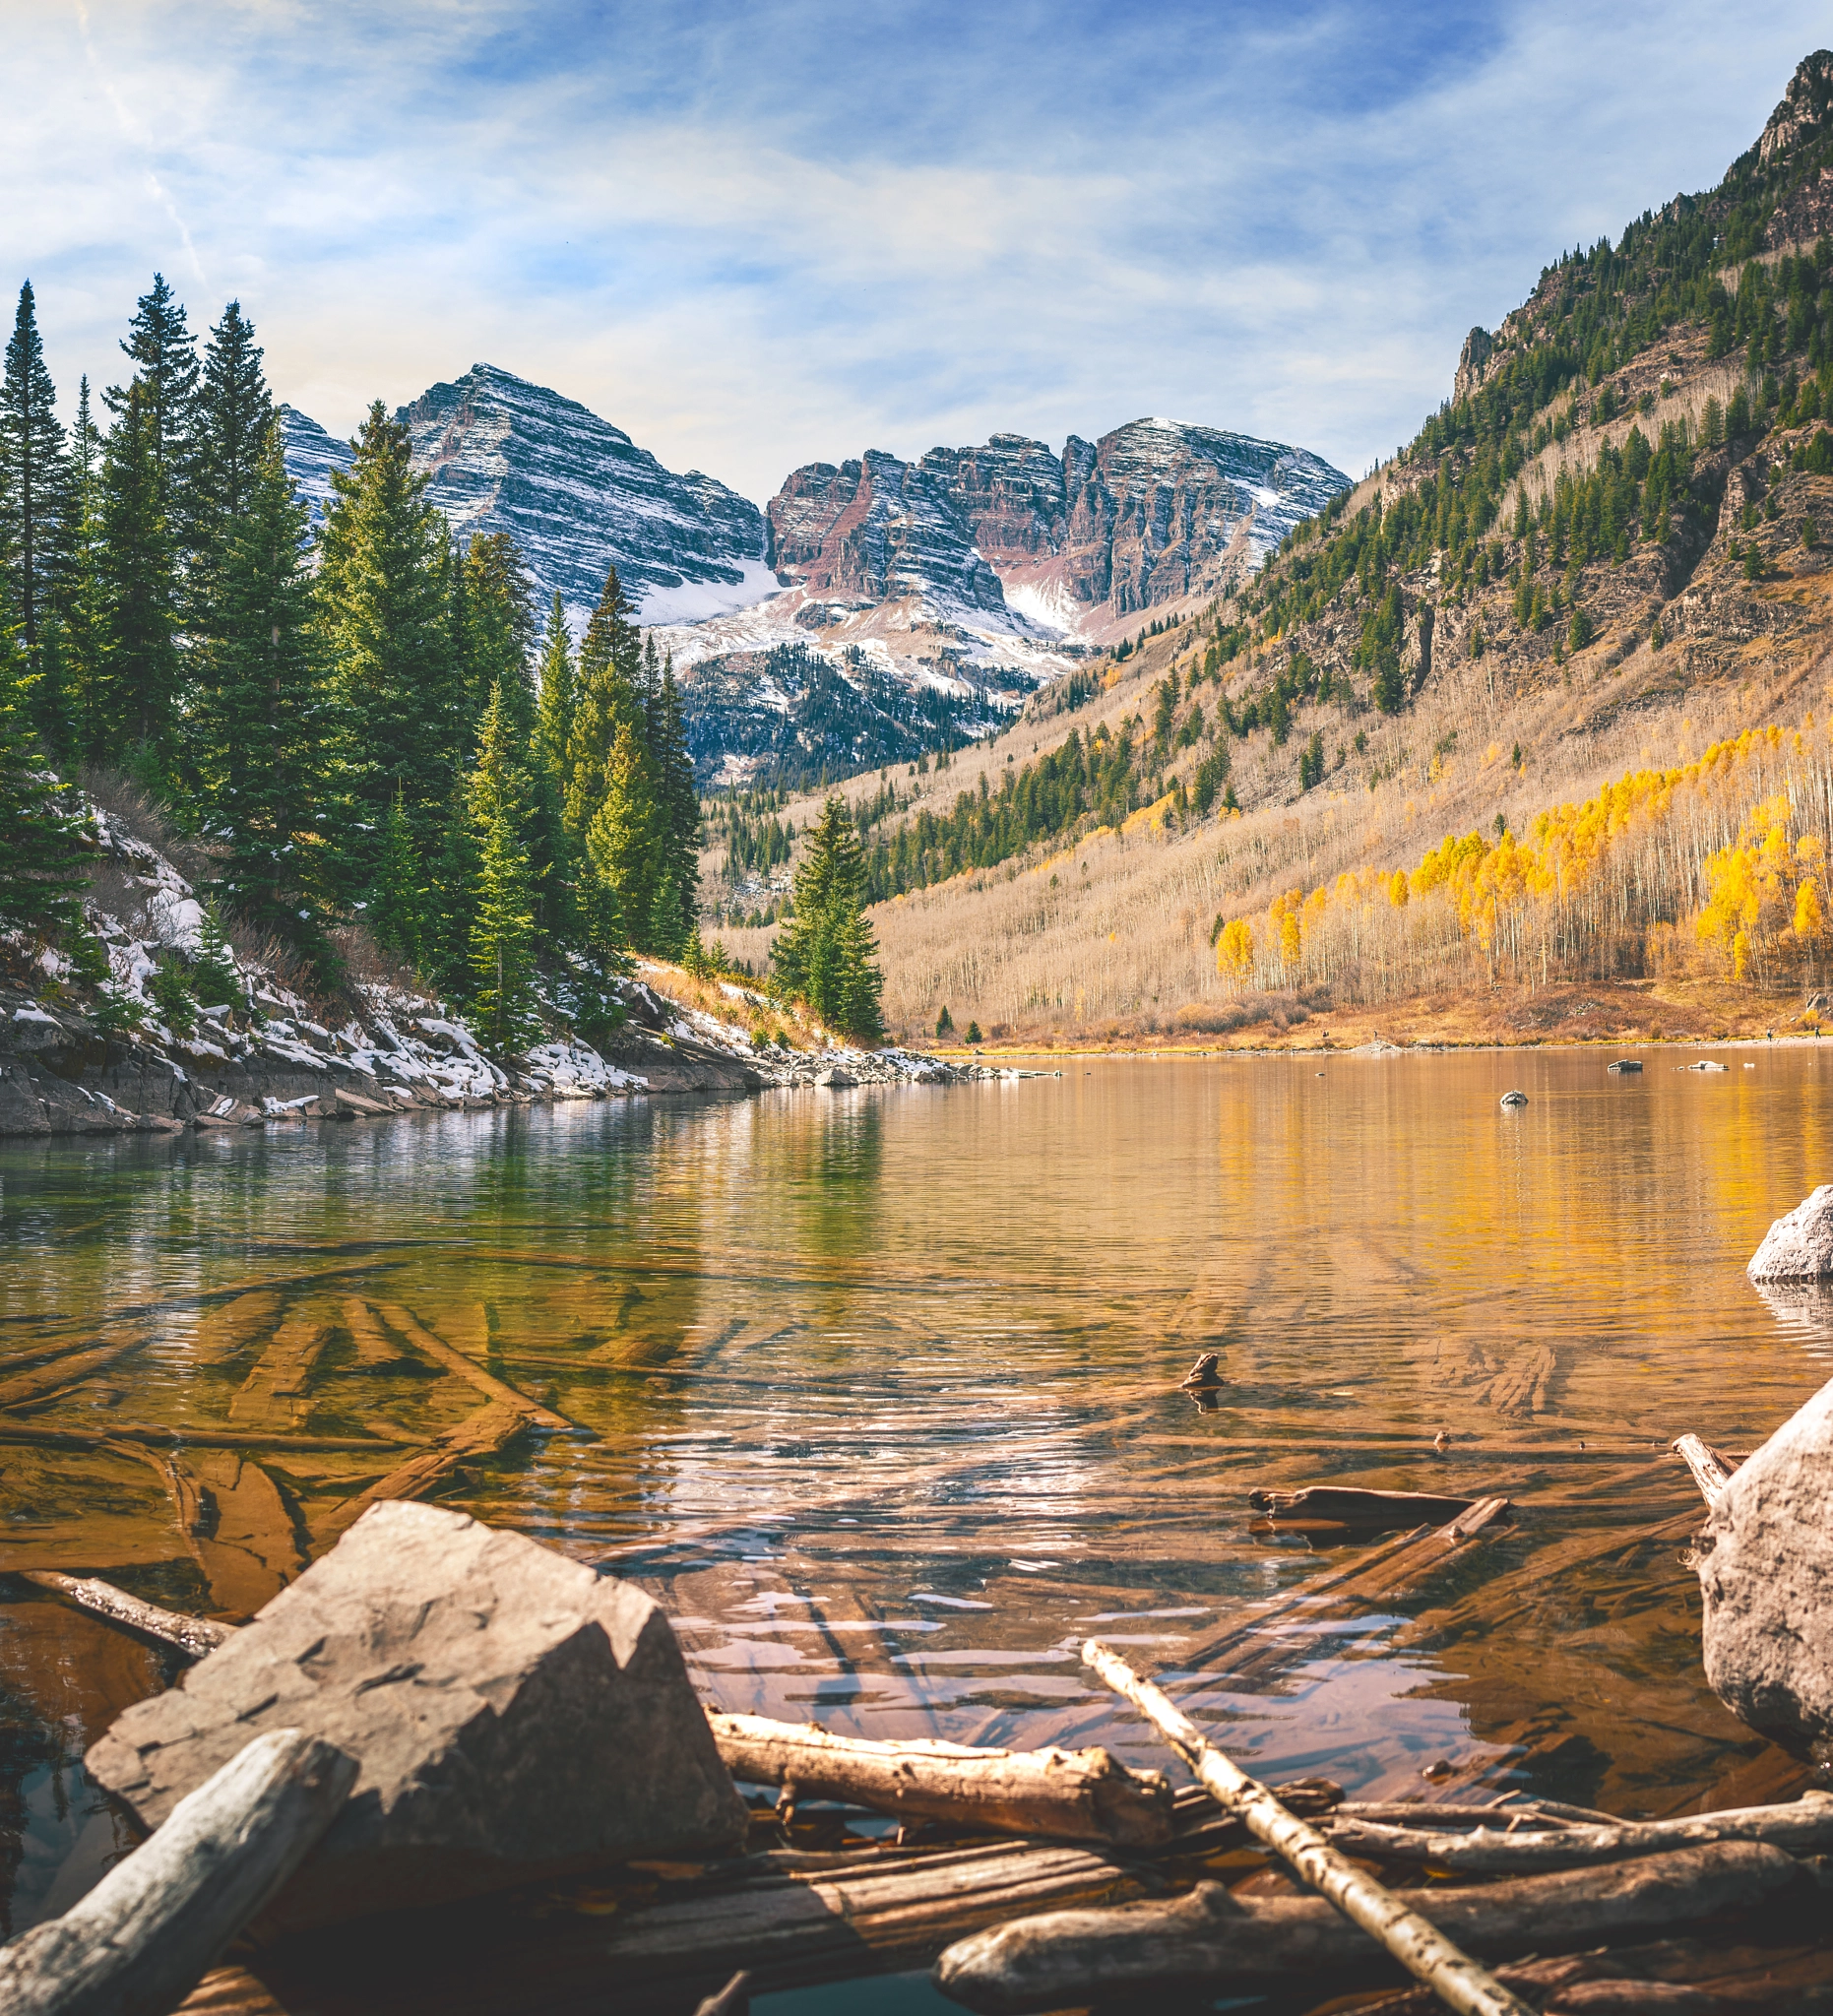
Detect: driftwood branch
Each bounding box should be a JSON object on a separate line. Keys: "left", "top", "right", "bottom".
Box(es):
{"left": 0, "top": 1727, "right": 354, "bottom": 2016}
{"left": 372, "top": 1302, "right": 579, "bottom": 1432}
{"left": 1079, "top": 1638, "right": 1534, "bottom": 2016}
{"left": 1670, "top": 1433, "right": 1736, "bottom": 1507}
{"left": 709, "top": 1714, "right": 1172, "bottom": 1847}
{"left": 931, "top": 1840, "right": 1801, "bottom": 2013}
{"left": 1246, "top": 1487, "right": 1486, "bottom": 1529}
{"left": 1325, "top": 1793, "right": 1833, "bottom": 1872}
{"left": 12, "top": 1572, "right": 236, "bottom": 1659}
{"left": 691, "top": 1974, "right": 751, "bottom": 2016}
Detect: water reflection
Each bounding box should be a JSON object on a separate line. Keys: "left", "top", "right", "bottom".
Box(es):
{"left": 0, "top": 1053, "right": 1828, "bottom": 1930}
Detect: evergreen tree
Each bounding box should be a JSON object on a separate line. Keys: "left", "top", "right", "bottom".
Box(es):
{"left": 370, "top": 786, "right": 426, "bottom": 970}
{"left": 105, "top": 275, "right": 200, "bottom": 542}
{"left": 193, "top": 424, "right": 330, "bottom": 960}
{"left": 771, "top": 795, "right": 884, "bottom": 1041}
{"left": 532, "top": 589, "right": 576, "bottom": 944}
{"left": 58, "top": 379, "right": 107, "bottom": 763}
{"left": 314, "top": 401, "right": 461, "bottom": 880}
{"left": 535, "top": 590, "right": 574, "bottom": 782}
{"left": 460, "top": 534, "right": 537, "bottom": 725}
{"left": 98, "top": 381, "right": 180, "bottom": 770}
{"left": 465, "top": 680, "right": 542, "bottom": 1054}
{"left": 652, "top": 655, "right": 701, "bottom": 945}
{"left": 0, "top": 282, "right": 69, "bottom": 670}
{"left": 0, "top": 590, "right": 90, "bottom": 939}
{"left": 191, "top": 897, "right": 241, "bottom": 1007}
{"left": 188, "top": 301, "right": 272, "bottom": 666}
{"left": 564, "top": 565, "right": 651, "bottom": 956}
{"left": 584, "top": 718, "right": 659, "bottom": 954}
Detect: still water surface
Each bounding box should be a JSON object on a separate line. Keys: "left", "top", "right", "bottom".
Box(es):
{"left": 1, "top": 1049, "right": 1829, "bottom": 1958}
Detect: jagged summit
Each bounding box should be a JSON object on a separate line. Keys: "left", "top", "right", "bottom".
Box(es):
{"left": 281, "top": 365, "right": 772, "bottom": 627}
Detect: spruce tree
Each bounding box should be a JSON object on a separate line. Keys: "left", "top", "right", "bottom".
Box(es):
{"left": 771, "top": 795, "right": 884, "bottom": 1042}
{"left": 98, "top": 381, "right": 180, "bottom": 770}
{"left": 193, "top": 424, "right": 329, "bottom": 960}
{"left": 652, "top": 656, "right": 701, "bottom": 945}
{"left": 532, "top": 589, "right": 577, "bottom": 945}
{"left": 191, "top": 897, "right": 241, "bottom": 1007}
{"left": 564, "top": 565, "right": 652, "bottom": 956}
{"left": 584, "top": 718, "right": 659, "bottom": 953}
{"left": 535, "top": 590, "right": 574, "bottom": 782}
{"left": 0, "top": 590, "right": 90, "bottom": 939}
{"left": 188, "top": 300, "right": 273, "bottom": 672}
{"left": 58, "top": 379, "right": 107, "bottom": 763}
{"left": 460, "top": 534, "right": 537, "bottom": 726}
{"left": 105, "top": 275, "right": 200, "bottom": 543}
{"left": 370, "top": 786, "right": 426, "bottom": 970}
{"left": 314, "top": 401, "right": 462, "bottom": 881}
{"left": 465, "top": 680, "right": 542, "bottom": 1054}
{"left": 0, "top": 282, "right": 69, "bottom": 670}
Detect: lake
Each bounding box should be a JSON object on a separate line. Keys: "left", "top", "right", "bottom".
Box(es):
{"left": 1, "top": 1047, "right": 1827, "bottom": 1987}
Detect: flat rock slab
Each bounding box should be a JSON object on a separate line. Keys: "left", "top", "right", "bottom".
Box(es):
{"left": 1699, "top": 1374, "right": 1833, "bottom": 1765}
{"left": 87, "top": 1500, "right": 747, "bottom": 1929}
{"left": 1748, "top": 1184, "right": 1833, "bottom": 1280}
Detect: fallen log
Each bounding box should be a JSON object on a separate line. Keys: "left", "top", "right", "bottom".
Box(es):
{"left": 0, "top": 1727, "right": 354, "bottom": 2016}
{"left": 1670, "top": 1435, "right": 1736, "bottom": 1508}
{"left": 1079, "top": 1638, "right": 1533, "bottom": 2016}
{"left": 0, "top": 1333, "right": 151, "bottom": 1411}
{"left": 318, "top": 1399, "right": 533, "bottom": 1538}
{"left": 1324, "top": 1792, "right": 1833, "bottom": 1872}
{"left": 13, "top": 1571, "right": 236, "bottom": 1658}
{"left": 372, "top": 1302, "right": 578, "bottom": 1432}
{"left": 708, "top": 1714, "right": 1173, "bottom": 1847}
{"left": 931, "top": 1841, "right": 1803, "bottom": 2013}
{"left": 1247, "top": 1487, "right": 1487, "bottom": 1528}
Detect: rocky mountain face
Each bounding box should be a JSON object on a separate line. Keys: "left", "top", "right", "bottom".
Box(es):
{"left": 282, "top": 365, "right": 773, "bottom": 627}
{"left": 766, "top": 418, "right": 1349, "bottom": 639}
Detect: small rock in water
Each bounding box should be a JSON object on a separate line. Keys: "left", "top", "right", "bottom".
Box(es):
{"left": 85, "top": 1500, "right": 747, "bottom": 1928}
{"left": 1498, "top": 1090, "right": 1528, "bottom": 1108}
{"left": 1180, "top": 1351, "right": 1224, "bottom": 1389}
{"left": 1747, "top": 1185, "right": 1833, "bottom": 1281}
{"left": 1433, "top": 1428, "right": 1451, "bottom": 1452}
{"left": 1606, "top": 1059, "right": 1643, "bottom": 1074}
{"left": 1697, "top": 1374, "right": 1833, "bottom": 1765}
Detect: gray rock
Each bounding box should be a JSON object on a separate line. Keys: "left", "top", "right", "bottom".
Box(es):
{"left": 814, "top": 1066, "right": 856, "bottom": 1088}
{"left": 85, "top": 1501, "right": 747, "bottom": 1929}
{"left": 1698, "top": 1375, "right": 1833, "bottom": 1765}
{"left": 1499, "top": 1090, "right": 1528, "bottom": 1108}
{"left": 1747, "top": 1184, "right": 1833, "bottom": 1280}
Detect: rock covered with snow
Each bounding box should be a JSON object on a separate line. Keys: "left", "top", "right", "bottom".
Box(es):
{"left": 1748, "top": 1185, "right": 1833, "bottom": 1279}
{"left": 1698, "top": 1373, "right": 1833, "bottom": 1765}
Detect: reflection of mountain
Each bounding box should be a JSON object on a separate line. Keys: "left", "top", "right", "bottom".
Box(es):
{"left": 1750, "top": 1279, "right": 1833, "bottom": 1362}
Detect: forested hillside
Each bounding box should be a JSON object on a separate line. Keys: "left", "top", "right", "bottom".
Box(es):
{"left": 713, "top": 53, "right": 1833, "bottom": 1044}
{"left": 0, "top": 279, "right": 730, "bottom": 1052}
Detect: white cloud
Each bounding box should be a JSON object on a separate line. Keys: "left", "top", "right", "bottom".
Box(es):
{"left": 2, "top": 1, "right": 1826, "bottom": 500}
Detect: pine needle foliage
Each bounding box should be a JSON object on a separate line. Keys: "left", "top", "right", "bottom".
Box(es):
{"left": 772, "top": 795, "right": 884, "bottom": 1041}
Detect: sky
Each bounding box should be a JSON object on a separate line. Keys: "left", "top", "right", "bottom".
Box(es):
{"left": 3, "top": 1, "right": 1828, "bottom": 504}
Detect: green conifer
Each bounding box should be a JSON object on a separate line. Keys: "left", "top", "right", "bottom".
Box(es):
{"left": 105, "top": 276, "right": 200, "bottom": 545}
{"left": 190, "top": 898, "right": 241, "bottom": 1008}
{"left": 0, "top": 282, "right": 69, "bottom": 672}
{"left": 98, "top": 382, "right": 180, "bottom": 770}
{"left": 194, "top": 424, "right": 330, "bottom": 961}
{"left": 466, "top": 680, "right": 543, "bottom": 1054}
{"left": 59, "top": 380, "right": 108, "bottom": 763}
{"left": 370, "top": 786, "right": 426, "bottom": 970}
{"left": 771, "top": 795, "right": 883, "bottom": 1042}
{"left": 0, "top": 593, "right": 90, "bottom": 939}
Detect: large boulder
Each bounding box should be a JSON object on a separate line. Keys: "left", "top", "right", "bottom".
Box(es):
{"left": 1698, "top": 1375, "right": 1833, "bottom": 1766}
{"left": 86, "top": 1501, "right": 747, "bottom": 1928}
{"left": 1747, "top": 1185, "right": 1833, "bottom": 1279}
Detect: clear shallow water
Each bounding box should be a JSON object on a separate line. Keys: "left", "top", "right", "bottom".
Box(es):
{"left": 1, "top": 1049, "right": 1828, "bottom": 1942}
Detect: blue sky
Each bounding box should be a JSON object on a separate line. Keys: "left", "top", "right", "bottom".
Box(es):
{"left": 4, "top": 2, "right": 1827, "bottom": 501}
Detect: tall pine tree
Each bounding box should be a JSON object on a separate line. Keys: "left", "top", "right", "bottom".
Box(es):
{"left": 58, "top": 379, "right": 107, "bottom": 764}
{"left": 563, "top": 565, "right": 650, "bottom": 961}
{"left": 193, "top": 423, "right": 330, "bottom": 961}
{"left": 314, "top": 401, "right": 461, "bottom": 886}
{"left": 0, "top": 282, "right": 69, "bottom": 674}
{"left": 466, "top": 679, "right": 542, "bottom": 1054}
{"left": 98, "top": 381, "right": 180, "bottom": 770}
{"left": 772, "top": 795, "right": 883, "bottom": 1042}
{"left": 105, "top": 275, "right": 199, "bottom": 549}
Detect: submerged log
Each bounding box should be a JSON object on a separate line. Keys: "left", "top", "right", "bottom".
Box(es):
{"left": 931, "top": 1841, "right": 1803, "bottom": 2013}
{"left": 708, "top": 1715, "right": 1172, "bottom": 1847}
{"left": 372, "top": 1302, "right": 578, "bottom": 1431}
{"left": 13, "top": 1570, "right": 236, "bottom": 1659}
{"left": 1324, "top": 1792, "right": 1833, "bottom": 1871}
{"left": 0, "top": 1728, "right": 354, "bottom": 2016}
{"left": 1080, "top": 1638, "right": 1533, "bottom": 2016}
{"left": 1246, "top": 1486, "right": 1486, "bottom": 1528}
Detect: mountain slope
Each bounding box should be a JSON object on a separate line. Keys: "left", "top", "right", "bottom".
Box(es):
{"left": 707, "top": 51, "right": 1833, "bottom": 1045}
{"left": 282, "top": 365, "right": 772, "bottom": 626}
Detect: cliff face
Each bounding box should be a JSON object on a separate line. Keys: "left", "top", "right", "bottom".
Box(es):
{"left": 282, "top": 366, "right": 773, "bottom": 627}
{"left": 765, "top": 419, "right": 1349, "bottom": 637}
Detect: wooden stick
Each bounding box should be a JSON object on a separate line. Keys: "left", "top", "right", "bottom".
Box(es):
{"left": 932, "top": 1841, "right": 1801, "bottom": 2013}
{"left": 692, "top": 1973, "right": 752, "bottom": 2016}
{"left": 1080, "top": 1638, "right": 1534, "bottom": 2016}
{"left": 1671, "top": 1433, "right": 1737, "bottom": 1507}
{"left": 318, "top": 1398, "right": 532, "bottom": 1537}
{"left": 0, "top": 1727, "right": 355, "bottom": 2016}
{"left": 1246, "top": 1486, "right": 1485, "bottom": 1527}
{"left": 12, "top": 1571, "right": 236, "bottom": 1659}
{"left": 709, "top": 1714, "right": 1172, "bottom": 1847}
{"left": 1325, "top": 1793, "right": 1833, "bottom": 1872}
{"left": 0, "top": 1334, "right": 150, "bottom": 1411}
